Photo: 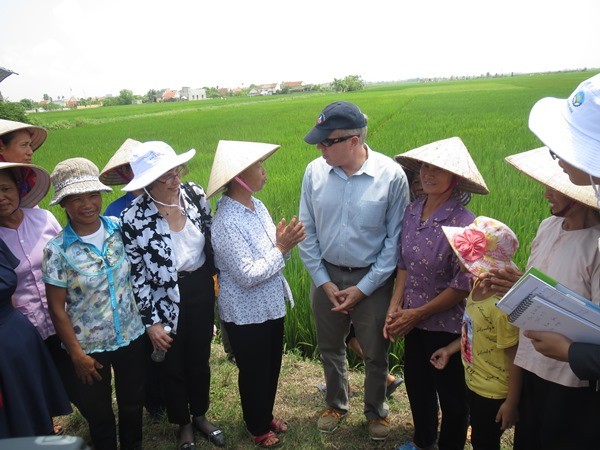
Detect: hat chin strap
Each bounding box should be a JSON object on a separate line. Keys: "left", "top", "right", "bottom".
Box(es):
{"left": 591, "top": 174, "right": 600, "bottom": 209}
{"left": 234, "top": 176, "right": 254, "bottom": 193}
{"left": 552, "top": 200, "right": 576, "bottom": 218}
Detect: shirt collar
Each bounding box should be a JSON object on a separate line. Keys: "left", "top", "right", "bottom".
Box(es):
{"left": 62, "top": 215, "right": 118, "bottom": 250}
{"left": 411, "top": 197, "right": 464, "bottom": 227}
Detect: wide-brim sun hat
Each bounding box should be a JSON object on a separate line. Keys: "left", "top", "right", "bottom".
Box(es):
{"left": 0, "top": 162, "right": 51, "bottom": 208}
{"left": 122, "top": 141, "right": 195, "bottom": 192}
{"left": 529, "top": 73, "right": 600, "bottom": 179}
{"left": 505, "top": 146, "right": 599, "bottom": 210}
{"left": 0, "top": 119, "right": 48, "bottom": 152}
{"left": 99, "top": 138, "right": 142, "bottom": 185}
{"left": 49, "top": 158, "right": 112, "bottom": 205}
{"left": 442, "top": 216, "right": 519, "bottom": 277}
{"left": 207, "top": 140, "right": 280, "bottom": 198}
{"left": 394, "top": 136, "right": 489, "bottom": 195}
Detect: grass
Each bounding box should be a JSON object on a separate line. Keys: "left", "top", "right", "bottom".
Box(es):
{"left": 56, "top": 340, "right": 515, "bottom": 449}
{"left": 26, "top": 69, "right": 599, "bottom": 371}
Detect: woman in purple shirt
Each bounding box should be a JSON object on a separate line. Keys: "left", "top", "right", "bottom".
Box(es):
{"left": 385, "top": 137, "right": 489, "bottom": 450}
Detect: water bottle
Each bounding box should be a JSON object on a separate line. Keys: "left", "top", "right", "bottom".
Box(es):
{"left": 151, "top": 326, "right": 172, "bottom": 362}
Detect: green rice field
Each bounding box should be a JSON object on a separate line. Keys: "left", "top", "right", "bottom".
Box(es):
{"left": 28, "top": 70, "right": 598, "bottom": 369}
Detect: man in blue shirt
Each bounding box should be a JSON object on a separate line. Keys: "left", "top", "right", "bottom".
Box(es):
{"left": 298, "top": 101, "right": 409, "bottom": 441}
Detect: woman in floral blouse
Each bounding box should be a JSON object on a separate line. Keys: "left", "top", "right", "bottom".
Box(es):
{"left": 120, "top": 141, "right": 224, "bottom": 449}
{"left": 385, "top": 137, "right": 489, "bottom": 450}
{"left": 43, "top": 158, "right": 146, "bottom": 450}
{"left": 207, "top": 140, "right": 305, "bottom": 449}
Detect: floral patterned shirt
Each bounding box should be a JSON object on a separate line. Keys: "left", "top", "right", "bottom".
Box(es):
{"left": 42, "top": 216, "right": 144, "bottom": 354}
{"left": 212, "top": 195, "right": 293, "bottom": 325}
{"left": 120, "top": 182, "right": 213, "bottom": 332}
{"left": 397, "top": 197, "right": 474, "bottom": 334}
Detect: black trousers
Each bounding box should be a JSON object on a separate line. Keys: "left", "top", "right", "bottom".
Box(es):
{"left": 224, "top": 317, "right": 284, "bottom": 436}
{"left": 73, "top": 334, "right": 146, "bottom": 450}
{"left": 161, "top": 265, "right": 215, "bottom": 425}
{"left": 514, "top": 369, "right": 600, "bottom": 450}
{"left": 45, "top": 333, "right": 82, "bottom": 409}
{"left": 466, "top": 388, "right": 505, "bottom": 450}
{"left": 404, "top": 328, "right": 469, "bottom": 450}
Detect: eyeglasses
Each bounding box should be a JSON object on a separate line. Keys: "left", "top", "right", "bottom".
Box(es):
{"left": 319, "top": 135, "right": 359, "bottom": 147}
{"left": 548, "top": 149, "right": 559, "bottom": 160}
{"left": 156, "top": 166, "right": 184, "bottom": 184}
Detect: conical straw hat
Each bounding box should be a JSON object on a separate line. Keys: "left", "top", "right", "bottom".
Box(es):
{"left": 0, "top": 119, "right": 47, "bottom": 152}
{"left": 99, "top": 138, "right": 142, "bottom": 185}
{"left": 505, "top": 146, "right": 599, "bottom": 210}
{"left": 0, "top": 162, "right": 51, "bottom": 208}
{"left": 207, "top": 140, "right": 280, "bottom": 199}
{"left": 394, "top": 137, "right": 489, "bottom": 195}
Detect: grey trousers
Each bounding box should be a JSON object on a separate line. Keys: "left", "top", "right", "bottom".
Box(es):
{"left": 311, "top": 264, "right": 394, "bottom": 420}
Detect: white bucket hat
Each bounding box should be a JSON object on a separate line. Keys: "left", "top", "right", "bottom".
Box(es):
{"left": 99, "top": 138, "right": 142, "bottom": 185}
{"left": 0, "top": 119, "right": 48, "bottom": 152}
{"left": 207, "top": 140, "right": 280, "bottom": 199}
{"left": 505, "top": 146, "right": 599, "bottom": 210}
{"left": 49, "top": 158, "right": 112, "bottom": 205}
{"left": 529, "top": 73, "right": 600, "bottom": 178}
{"left": 0, "top": 162, "right": 51, "bottom": 208}
{"left": 394, "top": 136, "right": 489, "bottom": 195}
{"left": 122, "top": 141, "right": 195, "bottom": 192}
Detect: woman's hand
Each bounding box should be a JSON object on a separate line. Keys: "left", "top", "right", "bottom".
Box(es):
{"left": 275, "top": 216, "right": 306, "bottom": 254}
{"left": 385, "top": 308, "right": 424, "bottom": 341}
{"left": 479, "top": 266, "right": 523, "bottom": 295}
{"left": 523, "top": 330, "right": 571, "bottom": 361}
{"left": 72, "top": 353, "right": 103, "bottom": 385}
{"left": 147, "top": 323, "right": 173, "bottom": 352}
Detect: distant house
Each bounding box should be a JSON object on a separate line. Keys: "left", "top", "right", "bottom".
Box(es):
{"left": 180, "top": 87, "right": 206, "bottom": 101}
{"left": 162, "top": 90, "right": 179, "bottom": 102}
{"left": 281, "top": 81, "right": 304, "bottom": 92}
{"left": 66, "top": 96, "right": 78, "bottom": 108}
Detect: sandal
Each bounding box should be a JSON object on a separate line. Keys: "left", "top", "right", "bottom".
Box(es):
{"left": 269, "top": 417, "right": 289, "bottom": 433}
{"left": 253, "top": 430, "right": 281, "bottom": 448}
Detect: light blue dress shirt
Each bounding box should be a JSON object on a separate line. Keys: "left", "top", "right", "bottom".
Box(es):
{"left": 298, "top": 145, "right": 409, "bottom": 296}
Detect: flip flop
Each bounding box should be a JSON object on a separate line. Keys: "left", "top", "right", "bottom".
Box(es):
{"left": 269, "top": 417, "right": 289, "bottom": 433}
{"left": 386, "top": 376, "right": 404, "bottom": 398}
{"left": 253, "top": 430, "right": 281, "bottom": 448}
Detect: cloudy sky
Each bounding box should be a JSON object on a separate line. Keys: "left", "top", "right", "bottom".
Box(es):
{"left": 1, "top": 0, "right": 599, "bottom": 101}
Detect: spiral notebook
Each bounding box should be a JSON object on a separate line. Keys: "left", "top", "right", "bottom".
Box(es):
{"left": 495, "top": 267, "right": 600, "bottom": 344}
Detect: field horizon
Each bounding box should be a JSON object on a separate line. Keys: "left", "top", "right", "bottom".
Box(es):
{"left": 26, "top": 69, "right": 599, "bottom": 364}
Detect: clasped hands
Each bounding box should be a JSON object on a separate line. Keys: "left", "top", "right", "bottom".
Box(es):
{"left": 322, "top": 282, "right": 366, "bottom": 314}
{"left": 383, "top": 307, "right": 423, "bottom": 342}
{"left": 275, "top": 216, "right": 306, "bottom": 254}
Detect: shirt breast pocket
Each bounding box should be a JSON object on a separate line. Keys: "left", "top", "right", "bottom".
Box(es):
{"left": 358, "top": 200, "right": 386, "bottom": 229}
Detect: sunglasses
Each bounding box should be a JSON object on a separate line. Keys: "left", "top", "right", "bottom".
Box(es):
{"left": 319, "top": 135, "right": 358, "bottom": 147}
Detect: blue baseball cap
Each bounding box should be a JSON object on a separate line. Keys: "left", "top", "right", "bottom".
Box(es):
{"left": 304, "top": 101, "right": 367, "bottom": 144}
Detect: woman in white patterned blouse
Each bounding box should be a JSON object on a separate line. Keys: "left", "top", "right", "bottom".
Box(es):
{"left": 207, "top": 140, "right": 305, "bottom": 449}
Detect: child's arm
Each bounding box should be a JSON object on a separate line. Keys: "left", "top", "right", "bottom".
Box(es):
{"left": 430, "top": 338, "right": 461, "bottom": 370}
{"left": 496, "top": 344, "right": 521, "bottom": 430}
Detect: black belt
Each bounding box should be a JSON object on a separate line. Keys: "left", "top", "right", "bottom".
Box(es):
{"left": 324, "top": 260, "right": 370, "bottom": 272}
